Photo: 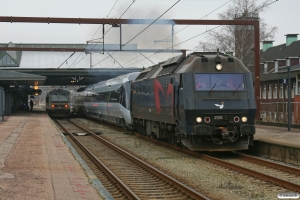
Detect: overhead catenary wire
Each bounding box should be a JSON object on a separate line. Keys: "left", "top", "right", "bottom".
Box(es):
{"left": 107, "top": 0, "right": 119, "bottom": 18}
{"left": 94, "top": 0, "right": 181, "bottom": 68}
{"left": 124, "top": 25, "right": 222, "bottom": 67}
{"left": 164, "top": 0, "right": 232, "bottom": 40}
{"left": 85, "top": 0, "right": 138, "bottom": 69}
{"left": 69, "top": 0, "right": 123, "bottom": 69}
{"left": 119, "top": 0, "right": 136, "bottom": 18}
{"left": 123, "top": 0, "right": 180, "bottom": 47}
{"left": 125, "top": 0, "right": 279, "bottom": 68}
{"left": 87, "top": 0, "right": 136, "bottom": 45}
{"left": 122, "top": 0, "right": 232, "bottom": 67}
{"left": 251, "top": 0, "right": 279, "bottom": 14}
{"left": 56, "top": 52, "right": 75, "bottom": 70}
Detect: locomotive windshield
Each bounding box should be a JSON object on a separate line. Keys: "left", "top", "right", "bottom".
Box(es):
{"left": 195, "top": 73, "right": 245, "bottom": 91}
{"left": 50, "top": 94, "right": 69, "bottom": 102}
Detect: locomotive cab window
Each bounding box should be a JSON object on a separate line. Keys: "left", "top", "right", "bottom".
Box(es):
{"left": 50, "top": 94, "right": 69, "bottom": 102}
{"left": 195, "top": 73, "right": 245, "bottom": 91}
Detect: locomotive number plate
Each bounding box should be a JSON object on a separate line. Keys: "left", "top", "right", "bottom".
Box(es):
{"left": 214, "top": 115, "right": 223, "bottom": 120}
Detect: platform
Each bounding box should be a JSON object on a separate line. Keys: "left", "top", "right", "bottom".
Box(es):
{"left": 251, "top": 125, "right": 300, "bottom": 165}
{"left": 1, "top": 107, "right": 299, "bottom": 199}
{"left": 0, "top": 106, "right": 109, "bottom": 200}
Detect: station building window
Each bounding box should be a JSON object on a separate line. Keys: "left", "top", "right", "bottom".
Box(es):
{"left": 279, "top": 84, "right": 283, "bottom": 99}
{"left": 262, "top": 85, "right": 266, "bottom": 99}
{"left": 297, "top": 74, "right": 300, "bottom": 94}
{"left": 292, "top": 82, "right": 295, "bottom": 98}
{"left": 273, "top": 84, "right": 277, "bottom": 99}
{"left": 268, "top": 84, "right": 272, "bottom": 99}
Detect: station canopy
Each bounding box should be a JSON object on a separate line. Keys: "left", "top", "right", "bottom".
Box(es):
{"left": 0, "top": 69, "right": 46, "bottom": 87}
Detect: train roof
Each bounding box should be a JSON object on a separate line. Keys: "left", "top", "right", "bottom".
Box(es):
{"left": 176, "top": 53, "right": 248, "bottom": 74}
{"left": 47, "top": 89, "right": 70, "bottom": 95}
{"left": 82, "top": 72, "right": 140, "bottom": 93}
{"left": 134, "top": 52, "right": 248, "bottom": 81}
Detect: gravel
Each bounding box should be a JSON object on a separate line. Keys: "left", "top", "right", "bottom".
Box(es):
{"left": 73, "top": 118, "right": 285, "bottom": 200}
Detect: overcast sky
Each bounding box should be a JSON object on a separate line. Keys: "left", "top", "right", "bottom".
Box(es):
{"left": 0, "top": 0, "right": 298, "bottom": 68}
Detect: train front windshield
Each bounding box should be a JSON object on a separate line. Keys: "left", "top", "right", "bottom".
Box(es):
{"left": 195, "top": 73, "right": 245, "bottom": 91}
{"left": 50, "top": 94, "right": 69, "bottom": 102}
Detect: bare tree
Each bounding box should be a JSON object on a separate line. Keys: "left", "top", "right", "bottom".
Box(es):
{"left": 195, "top": 0, "right": 277, "bottom": 66}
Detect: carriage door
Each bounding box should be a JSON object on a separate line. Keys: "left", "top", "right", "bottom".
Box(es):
{"left": 177, "top": 74, "right": 184, "bottom": 118}
{"left": 105, "top": 91, "right": 111, "bottom": 121}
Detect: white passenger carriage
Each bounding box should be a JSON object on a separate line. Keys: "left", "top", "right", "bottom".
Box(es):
{"left": 71, "top": 72, "right": 140, "bottom": 128}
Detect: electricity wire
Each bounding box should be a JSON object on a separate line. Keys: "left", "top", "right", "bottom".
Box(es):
{"left": 124, "top": 0, "right": 279, "bottom": 68}
{"left": 94, "top": 0, "right": 181, "bottom": 67}
{"left": 123, "top": 0, "right": 180, "bottom": 46}
{"left": 123, "top": 0, "right": 231, "bottom": 67}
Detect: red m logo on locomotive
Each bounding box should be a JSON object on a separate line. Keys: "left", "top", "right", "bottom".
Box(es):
{"left": 153, "top": 79, "right": 174, "bottom": 114}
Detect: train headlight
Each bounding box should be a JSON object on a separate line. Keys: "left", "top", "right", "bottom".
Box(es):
{"left": 216, "top": 64, "right": 222, "bottom": 71}
{"left": 241, "top": 116, "right": 247, "bottom": 122}
{"left": 51, "top": 104, "right": 55, "bottom": 108}
{"left": 65, "top": 104, "right": 68, "bottom": 108}
{"left": 196, "top": 117, "right": 202, "bottom": 123}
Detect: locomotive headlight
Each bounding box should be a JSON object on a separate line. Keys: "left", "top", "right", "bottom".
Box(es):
{"left": 241, "top": 116, "right": 247, "bottom": 122}
{"left": 196, "top": 117, "right": 202, "bottom": 123}
{"left": 216, "top": 63, "right": 222, "bottom": 71}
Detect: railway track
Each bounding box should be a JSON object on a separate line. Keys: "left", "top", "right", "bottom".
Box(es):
{"left": 80, "top": 118, "right": 300, "bottom": 193}
{"left": 53, "top": 118, "right": 210, "bottom": 200}
{"left": 134, "top": 134, "right": 300, "bottom": 193}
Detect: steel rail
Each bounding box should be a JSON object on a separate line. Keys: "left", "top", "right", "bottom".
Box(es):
{"left": 53, "top": 119, "right": 140, "bottom": 200}
{"left": 233, "top": 152, "right": 300, "bottom": 176}
{"left": 135, "top": 134, "right": 300, "bottom": 193}
{"left": 67, "top": 119, "right": 210, "bottom": 200}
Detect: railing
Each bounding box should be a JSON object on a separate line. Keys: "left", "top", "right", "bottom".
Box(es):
{"left": 260, "top": 102, "right": 300, "bottom": 124}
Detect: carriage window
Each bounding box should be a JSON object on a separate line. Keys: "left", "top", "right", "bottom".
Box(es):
{"left": 194, "top": 73, "right": 245, "bottom": 91}
{"left": 50, "top": 94, "right": 69, "bottom": 102}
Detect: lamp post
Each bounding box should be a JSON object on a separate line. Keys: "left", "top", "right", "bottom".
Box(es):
{"left": 282, "top": 58, "right": 292, "bottom": 131}
{"left": 286, "top": 58, "right": 291, "bottom": 131}
{"left": 287, "top": 65, "right": 291, "bottom": 131}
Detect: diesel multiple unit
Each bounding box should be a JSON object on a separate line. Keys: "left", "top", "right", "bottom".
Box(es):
{"left": 46, "top": 89, "right": 71, "bottom": 117}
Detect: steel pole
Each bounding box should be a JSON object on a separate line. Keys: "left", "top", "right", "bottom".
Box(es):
{"left": 288, "top": 65, "right": 291, "bottom": 131}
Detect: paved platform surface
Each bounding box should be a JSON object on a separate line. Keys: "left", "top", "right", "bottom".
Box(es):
{"left": 0, "top": 106, "right": 102, "bottom": 200}
{"left": 1, "top": 106, "right": 299, "bottom": 199}
{"left": 255, "top": 125, "right": 300, "bottom": 148}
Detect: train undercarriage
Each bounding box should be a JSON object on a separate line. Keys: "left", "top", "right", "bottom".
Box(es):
{"left": 133, "top": 118, "right": 254, "bottom": 151}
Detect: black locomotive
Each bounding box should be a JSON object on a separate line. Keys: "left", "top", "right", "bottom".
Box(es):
{"left": 131, "top": 51, "right": 256, "bottom": 151}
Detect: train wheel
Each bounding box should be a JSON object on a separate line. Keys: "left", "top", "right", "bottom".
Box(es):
{"left": 167, "top": 132, "right": 176, "bottom": 144}
{"left": 175, "top": 127, "right": 181, "bottom": 146}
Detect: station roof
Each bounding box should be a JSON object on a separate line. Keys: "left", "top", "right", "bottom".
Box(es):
{"left": 0, "top": 69, "right": 46, "bottom": 87}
